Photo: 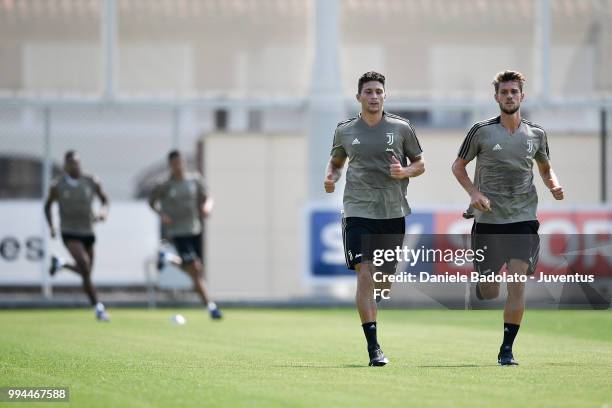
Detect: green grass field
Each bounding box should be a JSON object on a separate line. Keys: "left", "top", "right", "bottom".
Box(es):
{"left": 1, "top": 308, "right": 611, "bottom": 408}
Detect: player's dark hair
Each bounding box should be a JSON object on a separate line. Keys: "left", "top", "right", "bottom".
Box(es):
{"left": 167, "top": 150, "right": 181, "bottom": 162}
{"left": 64, "top": 150, "right": 78, "bottom": 163}
{"left": 492, "top": 70, "right": 525, "bottom": 92}
{"left": 358, "top": 71, "right": 385, "bottom": 94}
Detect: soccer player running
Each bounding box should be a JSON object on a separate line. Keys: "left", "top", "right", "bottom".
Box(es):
{"left": 44, "top": 150, "right": 110, "bottom": 321}
{"left": 452, "top": 70, "right": 564, "bottom": 365}
{"left": 324, "top": 71, "right": 425, "bottom": 366}
{"left": 149, "top": 150, "right": 222, "bottom": 320}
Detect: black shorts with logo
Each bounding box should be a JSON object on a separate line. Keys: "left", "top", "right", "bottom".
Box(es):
{"left": 171, "top": 234, "right": 203, "bottom": 264}
{"left": 471, "top": 220, "right": 540, "bottom": 276}
{"left": 61, "top": 233, "right": 96, "bottom": 251}
{"left": 342, "top": 216, "right": 406, "bottom": 273}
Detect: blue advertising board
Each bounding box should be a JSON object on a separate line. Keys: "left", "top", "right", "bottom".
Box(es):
{"left": 308, "top": 208, "right": 434, "bottom": 279}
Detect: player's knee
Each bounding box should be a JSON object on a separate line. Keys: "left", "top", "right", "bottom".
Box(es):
{"left": 190, "top": 260, "right": 202, "bottom": 274}
{"left": 74, "top": 259, "right": 90, "bottom": 274}
{"left": 481, "top": 290, "right": 499, "bottom": 300}
{"left": 507, "top": 282, "right": 525, "bottom": 299}
{"left": 508, "top": 259, "right": 529, "bottom": 276}
{"left": 480, "top": 283, "right": 500, "bottom": 299}
{"left": 184, "top": 261, "right": 201, "bottom": 277}
{"left": 374, "top": 273, "right": 392, "bottom": 291}
{"left": 355, "top": 265, "right": 374, "bottom": 284}
{"left": 374, "top": 281, "right": 391, "bottom": 292}
{"left": 190, "top": 273, "right": 204, "bottom": 284}
{"left": 81, "top": 271, "right": 92, "bottom": 283}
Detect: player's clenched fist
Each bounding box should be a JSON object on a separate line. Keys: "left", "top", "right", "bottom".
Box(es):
{"left": 470, "top": 190, "right": 492, "bottom": 212}
{"left": 389, "top": 156, "right": 404, "bottom": 180}
{"left": 324, "top": 174, "right": 336, "bottom": 193}
{"left": 550, "top": 186, "right": 564, "bottom": 200}
{"left": 160, "top": 213, "right": 173, "bottom": 225}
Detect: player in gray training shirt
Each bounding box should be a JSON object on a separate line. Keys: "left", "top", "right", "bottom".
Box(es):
{"left": 452, "top": 70, "right": 564, "bottom": 365}
{"left": 44, "top": 150, "right": 110, "bottom": 321}
{"left": 325, "top": 71, "right": 425, "bottom": 366}
{"left": 149, "top": 150, "right": 222, "bottom": 320}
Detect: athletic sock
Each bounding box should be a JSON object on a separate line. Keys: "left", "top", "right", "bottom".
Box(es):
{"left": 501, "top": 323, "right": 520, "bottom": 351}
{"left": 56, "top": 257, "right": 66, "bottom": 268}
{"left": 95, "top": 302, "right": 105, "bottom": 312}
{"left": 207, "top": 301, "right": 218, "bottom": 312}
{"left": 164, "top": 252, "right": 182, "bottom": 265}
{"left": 362, "top": 321, "right": 379, "bottom": 351}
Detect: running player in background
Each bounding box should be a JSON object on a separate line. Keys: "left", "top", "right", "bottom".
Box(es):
{"left": 148, "top": 150, "right": 222, "bottom": 320}
{"left": 325, "top": 71, "right": 425, "bottom": 366}
{"left": 452, "top": 70, "right": 564, "bottom": 365}
{"left": 44, "top": 150, "right": 110, "bottom": 321}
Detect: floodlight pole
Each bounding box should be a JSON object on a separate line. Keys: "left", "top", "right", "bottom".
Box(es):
{"left": 308, "top": 0, "right": 345, "bottom": 201}
{"left": 41, "top": 107, "right": 52, "bottom": 299}
{"left": 102, "top": 0, "right": 117, "bottom": 100}
{"left": 602, "top": 108, "right": 608, "bottom": 203}
{"left": 534, "top": 0, "right": 551, "bottom": 103}
{"left": 172, "top": 106, "right": 181, "bottom": 149}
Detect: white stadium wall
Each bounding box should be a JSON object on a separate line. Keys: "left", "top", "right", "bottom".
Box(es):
{"left": 203, "top": 133, "right": 310, "bottom": 301}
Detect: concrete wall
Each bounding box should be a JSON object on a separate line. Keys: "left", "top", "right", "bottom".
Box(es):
{"left": 205, "top": 133, "right": 309, "bottom": 300}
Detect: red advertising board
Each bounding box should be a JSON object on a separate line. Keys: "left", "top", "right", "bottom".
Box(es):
{"left": 431, "top": 210, "right": 612, "bottom": 277}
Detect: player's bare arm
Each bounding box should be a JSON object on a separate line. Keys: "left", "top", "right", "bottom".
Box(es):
{"left": 536, "top": 159, "right": 564, "bottom": 200}
{"left": 451, "top": 157, "right": 491, "bottom": 212}
{"left": 324, "top": 153, "right": 346, "bottom": 193}
{"left": 148, "top": 185, "right": 172, "bottom": 225}
{"left": 196, "top": 177, "right": 213, "bottom": 217}
{"left": 389, "top": 155, "right": 425, "bottom": 180}
{"left": 201, "top": 196, "right": 214, "bottom": 217}
{"left": 93, "top": 179, "right": 110, "bottom": 222}
{"left": 44, "top": 185, "right": 59, "bottom": 238}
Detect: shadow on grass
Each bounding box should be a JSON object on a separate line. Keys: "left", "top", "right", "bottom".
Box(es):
{"left": 541, "top": 362, "right": 584, "bottom": 367}
{"left": 142, "top": 361, "right": 587, "bottom": 370}
{"left": 275, "top": 363, "right": 503, "bottom": 369}
{"left": 273, "top": 364, "right": 367, "bottom": 369}
{"left": 417, "top": 364, "right": 499, "bottom": 368}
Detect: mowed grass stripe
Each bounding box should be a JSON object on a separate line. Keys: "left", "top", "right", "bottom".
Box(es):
{"left": 0, "top": 309, "right": 610, "bottom": 408}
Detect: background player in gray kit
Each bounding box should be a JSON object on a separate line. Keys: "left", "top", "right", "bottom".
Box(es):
{"left": 452, "top": 70, "right": 564, "bottom": 365}
{"left": 149, "top": 150, "right": 222, "bottom": 320}
{"left": 44, "top": 150, "right": 111, "bottom": 321}
{"left": 324, "top": 71, "right": 425, "bottom": 366}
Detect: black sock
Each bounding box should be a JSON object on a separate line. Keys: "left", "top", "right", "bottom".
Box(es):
{"left": 501, "top": 323, "right": 520, "bottom": 351}
{"left": 362, "top": 321, "right": 379, "bottom": 351}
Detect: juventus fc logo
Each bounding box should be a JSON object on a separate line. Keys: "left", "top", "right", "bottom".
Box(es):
{"left": 386, "top": 132, "right": 394, "bottom": 145}
{"left": 527, "top": 139, "right": 534, "bottom": 153}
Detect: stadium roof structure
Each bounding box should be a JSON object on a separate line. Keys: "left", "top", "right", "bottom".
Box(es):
{"left": 0, "top": 0, "right": 611, "bottom": 108}
{"left": 1, "top": 0, "right": 610, "bottom": 20}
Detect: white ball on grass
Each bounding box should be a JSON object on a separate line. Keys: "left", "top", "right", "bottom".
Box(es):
{"left": 171, "top": 314, "right": 186, "bottom": 325}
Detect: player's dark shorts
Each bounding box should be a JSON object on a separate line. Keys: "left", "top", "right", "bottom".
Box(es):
{"left": 61, "top": 233, "right": 96, "bottom": 251}
{"left": 171, "top": 234, "right": 203, "bottom": 264}
{"left": 471, "top": 220, "right": 540, "bottom": 276}
{"left": 342, "top": 216, "right": 406, "bottom": 273}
